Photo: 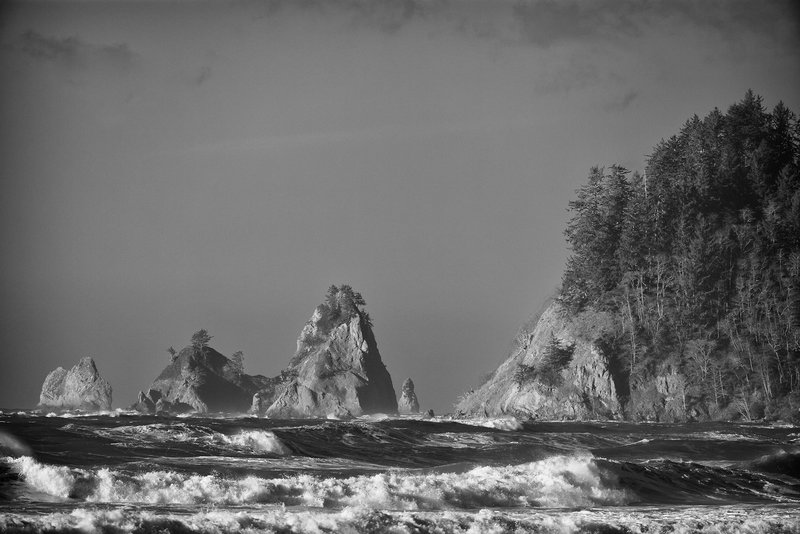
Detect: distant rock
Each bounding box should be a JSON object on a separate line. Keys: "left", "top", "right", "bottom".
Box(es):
{"left": 455, "top": 301, "right": 623, "bottom": 420}
{"left": 39, "top": 357, "right": 112, "bottom": 411}
{"left": 251, "top": 285, "right": 398, "bottom": 418}
{"left": 131, "top": 347, "right": 270, "bottom": 414}
{"left": 131, "top": 390, "right": 156, "bottom": 414}
{"left": 397, "top": 378, "right": 420, "bottom": 414}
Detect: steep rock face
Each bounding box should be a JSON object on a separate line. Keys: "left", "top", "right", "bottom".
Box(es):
{"left": 39, "top": 357, "right": 112, "bottom": 410}
{"left": 398, "top": 378, "right": 420, "bottom": 414}
{"left": 455, "top": 302, "right": 623, "bottom": 420}
{"left": 134, "top": 347, "right": 270, "bottom": 414}
{"left": 252, "top": 302, "right": 398, "bottom": 418}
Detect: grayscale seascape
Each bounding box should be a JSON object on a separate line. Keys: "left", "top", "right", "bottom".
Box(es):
{"left": 2, "top": 1, "right": 799, "bottom": 532}
{"left": 2, "top": 412, "right": 800, "bottom": 533}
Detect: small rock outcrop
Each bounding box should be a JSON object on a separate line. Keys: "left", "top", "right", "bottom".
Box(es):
{"left": 455, "top": 301, "right": 623, "bottom": 420}
{"left": 397, "top": 378, "right": 420, "bottom": 414}
{"left": 131, "top": 347, "right": 270, "bottom": 414}
{"left": 251, "top": 285, "right": 398, "bottom": 418}
{"left": 39, "top": 357, "right": 113, "bottom": 411}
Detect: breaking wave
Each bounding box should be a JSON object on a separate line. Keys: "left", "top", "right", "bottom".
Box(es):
{"left": 80, "top": 423, "right": 291, "bottom": 456}
{"left": 5, "top": 454, "right": 630, "bottom": 509}
{"left": 2, "top": 504, "right": 800, "bottom": 534}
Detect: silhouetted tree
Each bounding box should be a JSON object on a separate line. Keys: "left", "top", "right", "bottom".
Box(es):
{"left": 230, "top": 350, "right": 244, "bottom": 374}
{"left": 191, "top": 329, "right": 213, "bottom": 354}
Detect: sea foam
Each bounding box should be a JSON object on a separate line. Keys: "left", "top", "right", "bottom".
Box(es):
{"left": 215, "top": 430, "right": 291, "bottom": 455}
{"left": 6, "top": 454, "right": 629, "bottom": 509}
{"left": 1, "top": 504, "right": 799, "bottom": 534}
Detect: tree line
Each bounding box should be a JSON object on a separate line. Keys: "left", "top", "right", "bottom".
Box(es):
{"left": 560, "top": 91, "right": 800, "bottom": 420}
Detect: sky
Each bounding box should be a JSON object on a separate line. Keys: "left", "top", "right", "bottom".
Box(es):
{"left": 1, "top": 0, "right": 798, "bottom": 413}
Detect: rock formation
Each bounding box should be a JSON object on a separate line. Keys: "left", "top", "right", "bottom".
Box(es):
{"left": 39, "top": 357, "right": 113, "bottom": 411}
{"left": 455, "top": 301, "right": 624, "bottom": 420}
{"left": 251, "top": 285, "right": 398, "bottom": 418}
{"left": 397, "top": 378, "right": 420, "bottom": 414}
{"left": 131, "top": 347, "right": 270, "bottom": 414}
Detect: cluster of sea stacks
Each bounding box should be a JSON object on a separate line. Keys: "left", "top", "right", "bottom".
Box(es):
{"left": 35, "top": 284, "right": 751, "bottom": 422}
{"left": 34, "top": 285, "right": 687, "bottom": 420}
{"left": 38, "top": 285, "right": 421, "bottom": 418}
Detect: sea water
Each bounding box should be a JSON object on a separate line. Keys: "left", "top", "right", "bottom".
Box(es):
{"left": 1, "top": 411, "right": 799, "bottom": 533}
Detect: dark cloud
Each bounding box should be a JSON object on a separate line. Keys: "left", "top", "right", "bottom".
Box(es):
{"left": 513, "top": 0, "right": 641, "bottom": 48}
{"left": 10, "top": 30, "right": 135, "bottom": 70}
{"left": 604, "top": 90, "right": 639, "bottom": 112}
{"left": 195, "top": 65, "right": 212, "bottom": 86}
{"left": 511, "top": 0, "right": 800, "bottom": 51}
{"left": 240, "top": 0, "right": 799, "bottom": 58}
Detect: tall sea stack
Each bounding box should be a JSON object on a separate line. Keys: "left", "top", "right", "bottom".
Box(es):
{"left": 251, "top": 285, "right": 398, "bottom": 418}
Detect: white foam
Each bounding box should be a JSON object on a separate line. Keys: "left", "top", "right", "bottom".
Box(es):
{"left": 5, "top": 453, "right": 630, "bottom": 509}
{"left": 215, "top": 430, "right": 291, "bottom": 455}
{"left": 1, "top": 504, "right": 799, "bottom": 534}
{"left": 458, "top": 416, "right": 524, "bottom": 431}
{"left": 7, "top": 456, "right": 81, "bottom": 499}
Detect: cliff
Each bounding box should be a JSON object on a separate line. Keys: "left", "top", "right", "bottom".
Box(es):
{"left": 39, "top": 357, "right": 112, "bottom": 411}
{"left": 132, "top": 347, "right": 270, "bottom": 414}
{"left": 455, "top": 302, "right": 625, "bottom": 420}
{"left": 251, "top": 286, "right": 398, "bottom": 418}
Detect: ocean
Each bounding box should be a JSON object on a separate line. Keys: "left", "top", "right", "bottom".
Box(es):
{"left": 1, "top": 411, "right": 799, "bottom": 533}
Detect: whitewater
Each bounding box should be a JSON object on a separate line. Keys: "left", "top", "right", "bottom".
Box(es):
{"left": 1, "top": 412, "right": 799, "bottom": 533}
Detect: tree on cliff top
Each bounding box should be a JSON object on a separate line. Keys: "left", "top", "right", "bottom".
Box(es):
{"left": 558, "top": 91, "right": 800, "bottom": 420}
{"left": 319, "top": 284, "right": 373, "bottom": 332}
{"left": 230, "top": 350, "right": 244, "bottom": 375}
{"left": 191, "top": 329, "right": 213, "bottom": 353}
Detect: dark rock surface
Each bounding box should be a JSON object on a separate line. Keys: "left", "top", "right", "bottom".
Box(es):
{"left": 131, "top": 347, "right": 270, "bottom": 414}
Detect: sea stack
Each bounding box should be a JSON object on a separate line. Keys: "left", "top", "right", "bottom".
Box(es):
{"left": 131, "top": 343, "right": 270, "bottom": 414}
{"left": 39, "top": 357, "right": 113, "bottom": 411}
{"left": 251, "top": 285, "right": 398, "bottom": 418}
{"left": 397, "top": 378, "right": 420, "bottom": 414}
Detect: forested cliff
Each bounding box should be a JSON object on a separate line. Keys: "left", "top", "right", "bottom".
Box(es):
{"left": 458, "top": 92, "right": 800, "bottom": 422}
{"left": 560, "top": 91, "right": 800, "bottom": 420}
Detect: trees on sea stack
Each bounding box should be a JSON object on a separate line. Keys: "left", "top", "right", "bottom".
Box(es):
{"left": 559, "top": 91, "right": 800, "bottom": 420}
{"left": 191, "top": 329, "right": 213, "bottom": 354}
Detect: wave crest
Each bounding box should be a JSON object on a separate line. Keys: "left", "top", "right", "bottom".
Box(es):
{"left": 6, "top": 454, "right": 629, "bottom": 509}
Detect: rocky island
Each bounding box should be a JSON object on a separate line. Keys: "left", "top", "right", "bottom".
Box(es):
{"left": 251, "top": 285, "right": 397, "bottom": 418}
{"left": 131, "top": 333, "right": 270, "bottom": 414}
{"left": 131, "top": 285, "right": 397, "bottom": 417}
{"left": 39, "top": 357, "right": 112, "bottom": 411}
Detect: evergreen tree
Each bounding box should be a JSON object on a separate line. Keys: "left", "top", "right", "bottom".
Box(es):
{"left": 558, "top": 91, "right": 800, "bottom": 420}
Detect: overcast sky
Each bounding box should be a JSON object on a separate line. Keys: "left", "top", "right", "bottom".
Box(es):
{"left": 1, "top": 0, "right": 798, "bottom": 413}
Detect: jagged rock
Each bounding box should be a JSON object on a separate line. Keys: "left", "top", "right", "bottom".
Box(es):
{"left": 455, "top": 302, "right": 623, "bottom": 420}
{"left": 251, "top": 287, "right": 398, "bottom": 418}
{"left": 131, "top": 347, "right": 271, "bottom": 414}
{"left": 131, "top": 390, "right": 156, "bottom": 414}
{"left": 39, "top": 357, "right": 113, "bottom": 411}
{"left": 398, "top": 378, "right": 420, "bottom": 414}
{"left": 251, "top": 392, "right": 266, "bottom": 415}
